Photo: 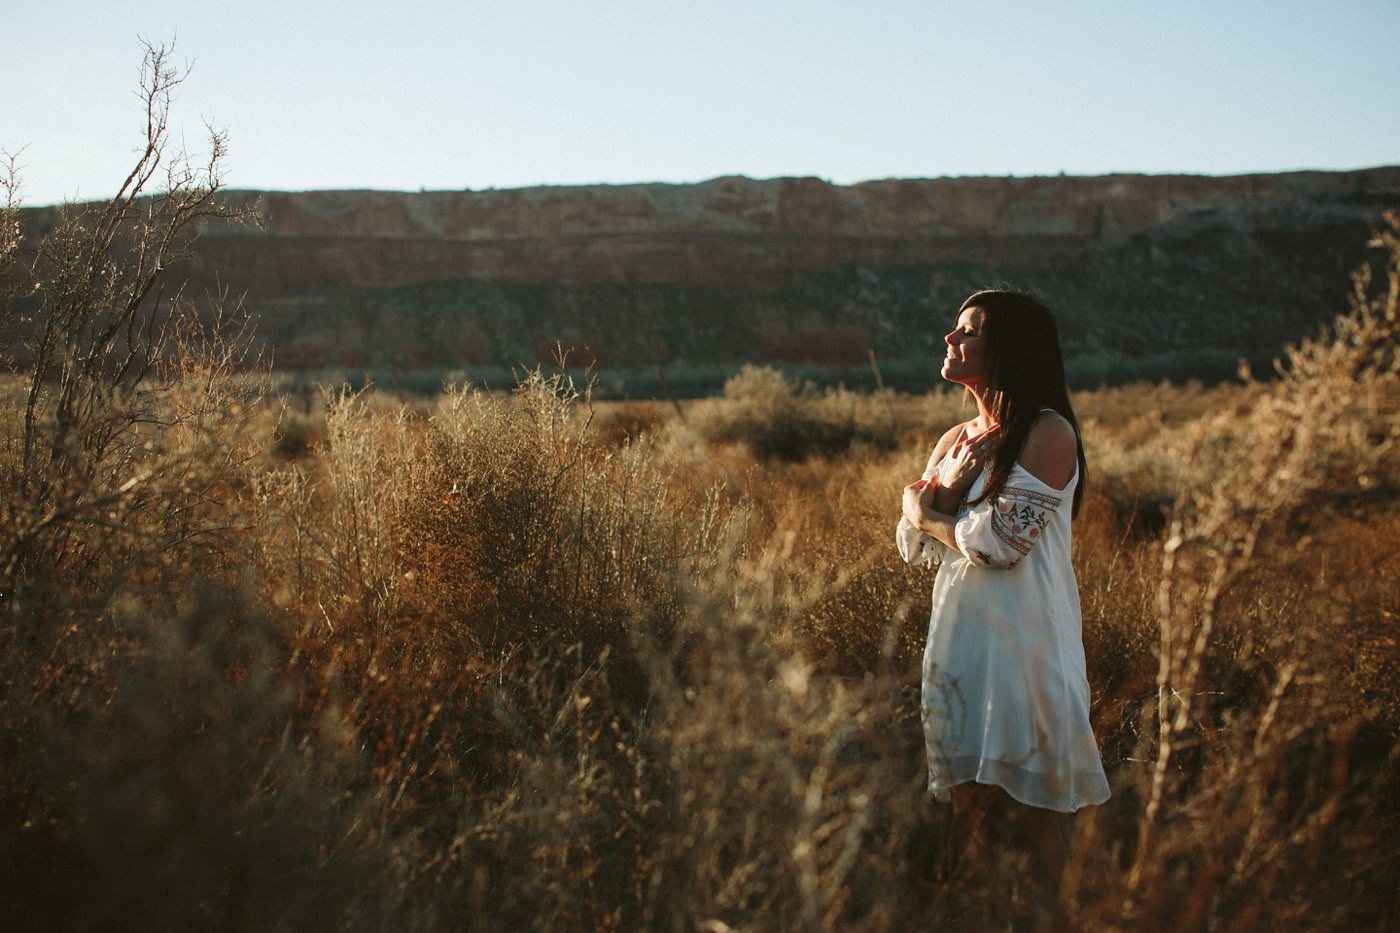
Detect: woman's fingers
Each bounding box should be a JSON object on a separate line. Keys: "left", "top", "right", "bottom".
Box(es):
{"left": 903, "top": 483, "right": 930, "bottom": 525}
{"left": 956, "top": 435, "right": 994, "bottom": 458}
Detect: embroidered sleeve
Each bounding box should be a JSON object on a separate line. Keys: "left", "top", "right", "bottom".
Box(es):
{"left": 896, "top": 515, "right": 944, "bottom": 570}
{"left": 953, "top": 484, "right": 1062, "bottom": 569}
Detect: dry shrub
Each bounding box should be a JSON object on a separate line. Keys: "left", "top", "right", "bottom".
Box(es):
{"left": 256, "top": 371, "right": 729, "bottom": 665}
{"left": 0, "top": 43, "right": 365, "bottom": 932}
{"left": 688, "top": 365, "right": 920, "bottom": 461}
{"left": 1060, "top": 215, "right": 1400, "bottom": 931}
{"left": 419, "top": 535, "right": 936, "bottom": 932}
{"left": 0, "top": 40, "right": 263, "bottom": 618}
{"left": 400, "top": 374, "right": 659, "bottom": 651}
{"left": 628, "top": 552, "right": 928, "bottom": 930}
{"left": 1077, "top": 381, "right": 1266, "bottom": 536}
{"left": 591, "top": 398, "right": 670, "bottom": 447}
{"left": 0, "top": 587, "right": 400, "bottom": 931}
{"left": 1072, "top": 486, "right": 1162, "bottom": 759}
{"left": 242, "top": 370, "right": 747, "bottom": 915}
{"left": 751, "top": 453, "right": 930, "bottom": 676}
{"left": 0, "top": 69, "right": 270, "bottom": 928}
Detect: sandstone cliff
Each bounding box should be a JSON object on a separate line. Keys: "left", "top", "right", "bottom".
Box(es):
{"left": 17, "top": 169, "right": 1400, "bottom": 389}
{"left": 187, "top": 169, "right": 1400, "bottom": 290}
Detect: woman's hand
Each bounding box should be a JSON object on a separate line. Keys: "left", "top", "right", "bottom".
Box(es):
{"left": 902, "top": 479, "right": 935, "bottom": 531}
{"left": 943, "top": 431, "right": 998, "bottom": 498}
{"left": 905, "top": 477, "right": 961, "bottom": 552}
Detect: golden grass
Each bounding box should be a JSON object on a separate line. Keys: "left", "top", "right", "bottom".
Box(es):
{"left": 3, "top": 227, "right": 1399, "bottom": 930}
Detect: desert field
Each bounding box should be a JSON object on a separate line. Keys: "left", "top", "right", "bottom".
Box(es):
{"left": 3, "top": 210, "right": 1398, "bottom": 930}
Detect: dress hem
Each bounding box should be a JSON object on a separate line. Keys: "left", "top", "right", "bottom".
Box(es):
{"left": 926, "top": 754, "right": 1110, "bottom": 814}
{"left": 926, "top": 775, "right": 1110, "bottom": 814}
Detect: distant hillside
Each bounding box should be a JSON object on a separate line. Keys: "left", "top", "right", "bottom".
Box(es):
{"left": 18, "top": 168, "right": 1400, "bottom": 391}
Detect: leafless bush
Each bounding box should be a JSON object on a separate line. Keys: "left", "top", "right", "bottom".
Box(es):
{"left": 0, "top": 42, "right": 304, "bottom": 931}
{"left": 0, "top": 152, "right": 31, "bottom": 356}
{"left": 0, "top": 41, "right": 261, "bottom": 607}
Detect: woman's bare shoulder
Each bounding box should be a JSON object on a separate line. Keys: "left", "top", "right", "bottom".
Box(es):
{"left": 929, "top": 420, "right": 973, "bottom": 463}
{"left": 938, "top": 420, "right": 972, "bottom": 447}
{"left": 1018, "top": 412, "right": 1078, "bottom": 489}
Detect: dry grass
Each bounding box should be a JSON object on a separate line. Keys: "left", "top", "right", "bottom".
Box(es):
{"left": 3, "top": 120, "right": 1398, "bottom": 928}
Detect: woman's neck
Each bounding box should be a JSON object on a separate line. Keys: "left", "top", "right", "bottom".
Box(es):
{"left": 967, "top": 385, "right": 998, "bottom": 433}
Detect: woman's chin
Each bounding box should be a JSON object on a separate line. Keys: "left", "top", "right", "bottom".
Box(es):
{"left": 941, "top": 365, "right": 987, "bottom": 388}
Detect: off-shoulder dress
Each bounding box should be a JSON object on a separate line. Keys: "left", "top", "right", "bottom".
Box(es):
{"left": 899, "top": 424, "right": 1110, "bottom": 812}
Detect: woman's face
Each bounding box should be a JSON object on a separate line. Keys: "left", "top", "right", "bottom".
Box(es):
{"left": 941, "top": 306, "right": 990, "bottom": 387}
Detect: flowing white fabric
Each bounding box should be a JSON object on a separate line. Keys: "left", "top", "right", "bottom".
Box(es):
{"left": 916, "top": 445, "right": 1110, "bottom": 813}
{"left": 895, "top": 516, "right": 943, "bottom": 569}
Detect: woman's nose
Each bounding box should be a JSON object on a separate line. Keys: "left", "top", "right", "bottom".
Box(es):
{"left": 944, "top": 330, "right": 957, "bottom": 346}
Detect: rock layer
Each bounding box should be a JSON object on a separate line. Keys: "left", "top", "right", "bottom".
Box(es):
{"left": 184, "top": 169, "right": 1400, "bottom": 291}
{"left": 16, "top": 169, "right": 1400, "bottom": 387}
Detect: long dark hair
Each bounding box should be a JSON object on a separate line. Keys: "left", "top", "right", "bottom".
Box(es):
{"left": 961, "top": 289, "right": 1086, "bottom": 518}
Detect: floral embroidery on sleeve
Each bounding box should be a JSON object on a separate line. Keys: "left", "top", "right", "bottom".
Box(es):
{"left": 990, "top": 486, "right": 1062, "bottom": 558}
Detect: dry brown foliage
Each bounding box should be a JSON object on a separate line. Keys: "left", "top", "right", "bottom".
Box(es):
{"left": 2, "top": 48, "right": 1397, "bottom": 932}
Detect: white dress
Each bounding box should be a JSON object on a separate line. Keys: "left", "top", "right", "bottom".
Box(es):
{"left": 897, "top": 429, "right": 1110, "bottom": 813}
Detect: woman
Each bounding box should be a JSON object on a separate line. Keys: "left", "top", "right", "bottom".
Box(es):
{"left": 898, "top": 289, "right": 1109, "bottom": 871}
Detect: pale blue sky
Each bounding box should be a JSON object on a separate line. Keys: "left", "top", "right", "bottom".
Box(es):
{"left": 6, "top": 0, "right": 1398, "bottom": 205}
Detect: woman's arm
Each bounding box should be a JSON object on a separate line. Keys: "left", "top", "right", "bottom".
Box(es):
{"left": 903, "top": 473, "right": 979, "bottom": 554}
{"left": 902, "top": 483, "right": 961, "bottom": 551}
{"left": 904, "top": 414, "right": 1077, "bottom": 568}
{"left": 902, "top": 427, "right": 994, "bottom": 551}
{"left": 914, "top": 421, "right": 979, "bottom": 516}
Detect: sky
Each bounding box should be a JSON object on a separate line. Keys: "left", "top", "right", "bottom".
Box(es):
{"left": 5, "top": 0, "right": 1399, "bottom": 206}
